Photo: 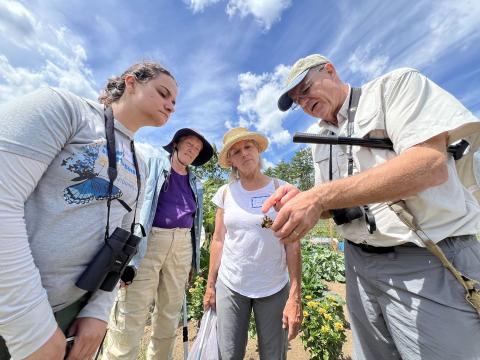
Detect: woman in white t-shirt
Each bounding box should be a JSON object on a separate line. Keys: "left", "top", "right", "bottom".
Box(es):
{"left": 203, "top": 127, "right": 302, "bottom": 360}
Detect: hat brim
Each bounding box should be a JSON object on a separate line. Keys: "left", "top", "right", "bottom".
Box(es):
{"left": 218, "top": 132, "right": 269, "bottom": 168}
{"left": 163, "top": 128, "right": 214, "bottom": 167}
{"left": 277, "top": 69, "right": 309, "bottom": 112}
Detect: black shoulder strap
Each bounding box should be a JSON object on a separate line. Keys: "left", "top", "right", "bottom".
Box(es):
{"left": 346, "top": 87, "right": 362, "bottom": 176}
{"left": 328, "top": 87, "right": 362, "bottom": 180}
{"left": 103, "top": 107, "right": 144, "bottom": 240}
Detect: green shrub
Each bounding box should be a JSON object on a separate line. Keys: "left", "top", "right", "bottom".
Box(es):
{"left": 301, "top": 293, "right": 347, "bottom": 360}
{"left": 302, "top": 241, "right": 345, "bottom": 283}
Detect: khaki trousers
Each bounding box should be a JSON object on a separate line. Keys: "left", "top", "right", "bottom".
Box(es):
{"left": 103, "top": 227, "right": 192, "bottom": 360}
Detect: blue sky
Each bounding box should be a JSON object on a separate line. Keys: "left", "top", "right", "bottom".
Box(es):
{"left": 1, "top": 0, "right": 479, "bottom": 167}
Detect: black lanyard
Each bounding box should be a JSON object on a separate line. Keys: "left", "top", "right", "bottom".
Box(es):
{"left": 346, "top": 87, "right": 362, "bottom": 176}
{"left": 103, "top": 107, "right": 142, "bottom": 240}
{"left": 328, "top": 87, "right": 362, "bottom": 180}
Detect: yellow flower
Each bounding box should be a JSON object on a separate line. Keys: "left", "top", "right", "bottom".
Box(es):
{"left": 334, "top": 322, "right": 344, "bottom": 331}
{"left": 188, "top": 288, "right": 195, "bottom": 293}
{"left": 326, "top": 294, "right": 337, "bottom": 303}
{"left": 319, "top": 307, "right": 327, "bottom": 315}
{"left": 197, "top": 276, "right": 204, "bottom": 281}
{"left": 320, "top": 325, "right": 330, "bottom": 334}
{"left": 324, "top": 313, "right": 333, "bottom": 321}
{"left": 306, "top": 301, "right": 318, "bottom": 309}
{"left": 305, "top": 295, "right": 312, "bottom": 300}
{"left": 303, "top": 311, "right": 309, "bottom": 317}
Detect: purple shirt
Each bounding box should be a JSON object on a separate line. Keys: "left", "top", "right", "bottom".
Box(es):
{"left": 152, "top": 169, "right": 196, "bottom": 229}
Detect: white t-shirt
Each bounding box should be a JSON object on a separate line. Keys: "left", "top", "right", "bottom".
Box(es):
{"left": 312, "top": 69, "right": 480, "bottom": 246}
{"left": 212, "top": 179, "right": 289, "bottom": 298}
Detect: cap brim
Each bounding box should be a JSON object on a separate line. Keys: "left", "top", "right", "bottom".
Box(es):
{"left": 277, "top": 69, "right": 309, "bottom": 111}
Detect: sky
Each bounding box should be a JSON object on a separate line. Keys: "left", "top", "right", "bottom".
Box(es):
{"left": 1, "top": 0, "right": 479, "bottom": 167}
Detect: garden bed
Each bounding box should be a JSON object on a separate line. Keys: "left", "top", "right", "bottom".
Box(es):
{"left": 135, "top": 281, "right": 353, "bottom": 360}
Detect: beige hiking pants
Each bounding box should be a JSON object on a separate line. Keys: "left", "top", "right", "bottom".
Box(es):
{"left": 102, "top": 227, "right": 192, "bottom": 360}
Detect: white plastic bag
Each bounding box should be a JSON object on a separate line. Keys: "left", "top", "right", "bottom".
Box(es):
{"left": 188, "top": 308, "right": 219, "bottom": 360}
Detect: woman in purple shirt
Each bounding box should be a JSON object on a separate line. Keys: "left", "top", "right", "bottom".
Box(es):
{"left": 103, "top": 128, "right": 213, "bottom": 360}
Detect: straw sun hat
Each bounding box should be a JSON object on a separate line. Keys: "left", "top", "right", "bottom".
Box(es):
{"left": 218, "top": 127, "right": 269, "bottom": 168}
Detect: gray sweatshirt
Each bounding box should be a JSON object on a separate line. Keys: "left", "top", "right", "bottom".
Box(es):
{"left": 0, "top": 87, "right": 145, "bottom": 358}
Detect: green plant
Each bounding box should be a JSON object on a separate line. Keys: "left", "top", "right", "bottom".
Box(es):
{"left": 307, "top": 219, "right": 339, "bottom": 239}
{"left": 187, "top": 274, "right": 207, "bottom": 321}
{"left": 302, "top": 241, "right": 345, "bottom": 283}
{"left": 187, "top": 244, "right": 211, "bottom": 320}
{"left": 301, "top": 293, "right": 347, "bottom": 360}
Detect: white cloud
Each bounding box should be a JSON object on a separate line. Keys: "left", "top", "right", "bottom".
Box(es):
{"left": 135, "top": 141, "right": 167, "bottom": 159}
{"left": 334, "top": 0, "right": 480, "bottom": 81}
{"left": 185, "top": 0, "right": 222, "bottom": 13}
{"left": 0, "top": 0, "right": 97, "bottom": 104}
{"left": 403, "top": 0, "right": 480, "bottom": 68}
{"left": 185, "top": 0, "right": 291, "bottom": 30}
{"left": 233, "top": 64, "right": 291, "bottom": 145}
{"left": 226, "top": 0, "right": 292, "bottom": 30}
{"left": 0, "top": 0, "right": 40, "bottom": 48}
{"left": 262, "top": 158, "right": 275, "bottom": 170}
{"left": 347, "top": 44, "right": 389, "bottom": 79}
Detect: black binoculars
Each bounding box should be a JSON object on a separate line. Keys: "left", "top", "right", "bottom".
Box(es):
{"left": 76, "top": 227, "right": 141, "bottom": 292}
{"left": 331, "top": 207, "right": 364, "bottom": 225}
{"left": 331, "top": 206, "right": 376, "bottom": 234}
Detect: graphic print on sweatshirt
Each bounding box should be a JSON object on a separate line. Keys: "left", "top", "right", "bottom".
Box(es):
{"left": 62, "top": 143, "right": 123, "bottom": 205}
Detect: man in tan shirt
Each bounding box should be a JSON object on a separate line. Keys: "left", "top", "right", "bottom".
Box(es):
{"left": 264, "top": 54, "right": 480, "bottom": 360}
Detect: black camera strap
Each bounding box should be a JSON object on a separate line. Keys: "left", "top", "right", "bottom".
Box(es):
{"left": 328, "top": 87, "right": 361, "bottom": 180}
{"left": 346, "top": 87, "right": 361, "bottom": 176}
{"left": 104, "top": 107, "right": 144, "bottom": 241}
{"left": 328, "top": 87, "right": 376, "bottom": 233}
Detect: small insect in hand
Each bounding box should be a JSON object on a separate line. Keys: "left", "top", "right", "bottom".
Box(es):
{"left": 261, "top": 215, "right": 274, "bottom": 229}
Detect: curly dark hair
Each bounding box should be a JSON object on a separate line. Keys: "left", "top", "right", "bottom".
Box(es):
{"left": 98, "top": 62, "right": 175, "bottom": 105}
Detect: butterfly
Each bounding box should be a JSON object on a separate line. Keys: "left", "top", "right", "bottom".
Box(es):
{"left": 64, "top": 175, "right": 123, "bottom": 205}
{"left": 62, "top": 144, "right": 123, "bottom": 205}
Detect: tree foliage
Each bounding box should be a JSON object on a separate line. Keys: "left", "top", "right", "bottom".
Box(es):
{"left": 265, "top": 147, "right": 314, "bottom": 191}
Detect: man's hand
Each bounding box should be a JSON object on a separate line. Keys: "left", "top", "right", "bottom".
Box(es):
{"left": 66, "top": 317, "right": 107, "bottom": 360}
{"left": 203, "top": 286, "right": 216, "bottom": 311}
{"left": 282, "top": 298, "right": 303, "bottom": 340}
{"left": 262, "top": 184, "right": 301, "bottom": 213}
{"left": 24, "top": 327, "right": 66, "bottom": 360}
{"left": 269, "top": 188, "right": 323, "bottom": 244}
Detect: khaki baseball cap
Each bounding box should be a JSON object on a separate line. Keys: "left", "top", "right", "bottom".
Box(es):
{"left": 277, "top": 54, "right": 331, "bottom": 112}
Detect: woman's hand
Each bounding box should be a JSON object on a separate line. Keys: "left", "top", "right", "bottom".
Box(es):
{"left": 203, "top": 286, "right": 216, "bottom": 311}
{"left": 282, "top": 297, "right": 303, "bottom": 340}
{"left": 65, "top": 317, "right": 107, "bottom": 360}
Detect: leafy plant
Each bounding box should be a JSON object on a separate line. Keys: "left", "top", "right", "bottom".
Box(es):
{"left": 188, "top": 274, "right": 207, "bottom": 321}
{"left": 187, "top": 245, "right": 210, "bottom": 321}
{"left": 301, "top": 293, "right": 347, "bottom": 360}
{"left": 302, "top": 241, "right": 345, "bottom": 283}
{"left": 307, "top": 219, "right": 339, "bottom": 239}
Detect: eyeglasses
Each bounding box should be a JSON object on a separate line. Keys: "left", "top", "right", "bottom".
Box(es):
{"left": 290, "top": 64, "right": 326, "bottom": 111}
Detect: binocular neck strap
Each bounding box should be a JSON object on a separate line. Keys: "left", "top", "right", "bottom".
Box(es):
{"left": 346, "top": 87, "right": 362, "bottom": 176}
{"left": 103, "top": 107, "right": 142, "bottom": 241}
{"left": 328, "top": 87, "right": 362, "bottom": 180}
